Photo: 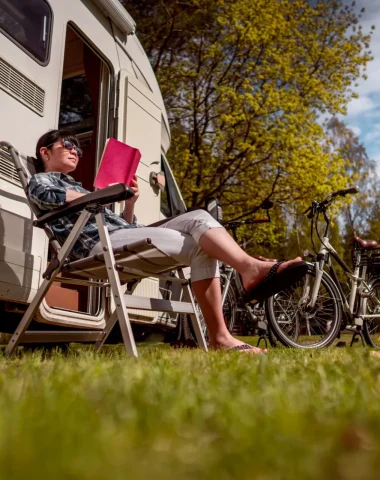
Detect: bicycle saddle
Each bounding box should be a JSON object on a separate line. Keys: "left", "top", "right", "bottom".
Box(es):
{"left": 353, "top": 236, "right": 379, "bottom": 250}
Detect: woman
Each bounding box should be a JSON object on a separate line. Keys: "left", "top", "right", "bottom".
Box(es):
{"left": 29, "top": 130, "right": 307, "bottom": 354}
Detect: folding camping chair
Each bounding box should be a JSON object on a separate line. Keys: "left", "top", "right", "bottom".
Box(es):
{"left": 0, "top": 141, "right": 208, "bottom": 357}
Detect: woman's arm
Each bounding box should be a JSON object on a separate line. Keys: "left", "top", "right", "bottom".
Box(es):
{"left": 29, "top": 174, "right": 67, "bottom": 211}
{"left": 66, "top": 189, "right": 86, "bottom": 202}
{"left": 122, "top": 174, "right": 139, "bottom": 223}
{"left": 29, "top": 174, "right": 87, "bottom": 210}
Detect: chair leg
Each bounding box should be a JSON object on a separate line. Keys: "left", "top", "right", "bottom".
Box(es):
{"left": 94, "top": 310, "right": 118, "bottom": 351}
{"left": 95, "top": 213, "right": 138, "bottom": 357}
{"left": 5, "top": 209, "right": 92, "bottom": 356}
{"left": 178, "top": 270, "right": 208, "bottom": 351}
{"left": 5, "top": 276, "right": 57, "bottom": 355}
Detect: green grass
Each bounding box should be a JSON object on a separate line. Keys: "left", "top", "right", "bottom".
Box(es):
{"left": 1, "top": 343, "right": 380, "bottom": 479}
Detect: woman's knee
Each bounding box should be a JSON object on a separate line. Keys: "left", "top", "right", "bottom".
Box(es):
{"left": 174, "top": 210, "right": 223, "bottom": 243}
{"left": 188, "top": 209, "right": 216, "bottom": 223}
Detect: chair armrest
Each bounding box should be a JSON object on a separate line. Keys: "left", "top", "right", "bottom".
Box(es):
{"left": 35, "top": 183, "right": 134, "bottom": 227}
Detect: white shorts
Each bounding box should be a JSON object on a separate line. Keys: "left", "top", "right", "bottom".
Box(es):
{"left": 90, "top": 209, "right": 223, "bottom": 282}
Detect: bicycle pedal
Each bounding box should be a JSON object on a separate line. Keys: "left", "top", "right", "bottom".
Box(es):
{"left": 336, "top": 341, "right": 347, "bottom": 348}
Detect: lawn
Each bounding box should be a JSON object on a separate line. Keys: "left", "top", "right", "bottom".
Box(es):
{"left": 0, "top": 342, "right": 380, "bottom": 480}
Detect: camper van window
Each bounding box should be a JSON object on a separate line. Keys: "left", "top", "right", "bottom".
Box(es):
{"left": 161, "top": 155, "right": 187, "bottom": 217}
{"left": 0, "top": 0, "right": 52, "bottom": 64}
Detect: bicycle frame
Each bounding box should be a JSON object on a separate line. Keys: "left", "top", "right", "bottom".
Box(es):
{"left": 219, "top": 205, "right": 275, "bottom": 342}
{"left": 219, "top": 264, "right": 268, "bottom": 334}
{"left": 307, "top": 218, "right": 380, "bottom": 327}
{"left": 220, "top": 264, "right": 235, "bottom": 307}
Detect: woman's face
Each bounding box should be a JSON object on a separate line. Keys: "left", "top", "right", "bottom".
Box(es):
{"left": 40, "top": 139, "right": 82, "bottom": 174}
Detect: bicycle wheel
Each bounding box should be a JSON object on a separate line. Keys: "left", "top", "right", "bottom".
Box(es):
{"left": 363, "top": 277, "right": 380, "bottom": 348}
{"left": 265, "top": 264, "right": 342, "bottom": 348}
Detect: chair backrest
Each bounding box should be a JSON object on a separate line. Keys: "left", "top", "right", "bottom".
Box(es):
{"left": 0, "top": 141, "right": 62, "bottom": 254}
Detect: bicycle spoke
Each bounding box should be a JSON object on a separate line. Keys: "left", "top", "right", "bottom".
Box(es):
{"left": 363, "top": 282, "right": 380, "bottom": 348}
{"left": 266, "top": 267, "right": 341, "bottom": 348}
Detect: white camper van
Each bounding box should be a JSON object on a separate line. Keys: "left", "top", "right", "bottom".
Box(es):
{"left": 0, "top": 0, "right": 187, "bottom": 338}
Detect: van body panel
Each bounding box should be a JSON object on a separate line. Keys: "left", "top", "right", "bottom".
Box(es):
{"left": 117, "top": 71, "right": 161, "bottom": 225}
{"left": 0, "top": 0, "right": 185, "bottom": 330}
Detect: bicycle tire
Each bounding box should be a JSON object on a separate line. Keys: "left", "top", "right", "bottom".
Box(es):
{"left": 362, "top": 276, "right": 380, "bottom": 348}
{"left": 221, "top": 274, "right": 238, "bottom": 333}
{"left": 197, "top": 275, "right": 238, "bottom": 339}
{"left": 265, "top": 263, "right": 342, "bottom": 348}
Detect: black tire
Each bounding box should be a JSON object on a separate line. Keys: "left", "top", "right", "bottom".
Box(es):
{"left": 221, "top": 277, "right": 238, "bottom": 333}
{"left": 363, "top": 277, "right": 380, "bottom": 348}
{"left": 265, "top": 264, "right": 342, "bottom": 348}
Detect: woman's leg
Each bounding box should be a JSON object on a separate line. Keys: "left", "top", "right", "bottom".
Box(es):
{"left": 91, "top": 227, "right": 218, "bottom": 279}
{"left": 161, "top": 210, "right": 302, "bottom": 291}
{"left": 91, "top": 227, "right": 265, "bottom": 353}
{"left": 198, "top": 227, "right": 301, "bottom": 292}
{"left": 191, "top": 277, "right": 266, "bottom": 353}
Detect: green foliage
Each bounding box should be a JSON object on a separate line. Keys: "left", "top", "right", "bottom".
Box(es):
{"left": 124, "top": 0, "right": 372, "bottom": 232}
{"left": 326, "top": 117, "right": 380, "bottom": 265}
{"left": 263, "top": 117, "right": 379, "bottom": 262}
{"left": 367, "top": 202, "right": 380, "bottom": 241}
{"left": 1, "top": 346, "right": 380, "bottom": 479}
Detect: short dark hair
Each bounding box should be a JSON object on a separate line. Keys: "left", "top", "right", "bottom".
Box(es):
{"left": 34, "top": 130, "right": 80, "bottom": 173}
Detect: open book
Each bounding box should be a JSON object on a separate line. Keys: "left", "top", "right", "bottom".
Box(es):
{"left": 94, "top": 138, "right": 141, "bottom": 189}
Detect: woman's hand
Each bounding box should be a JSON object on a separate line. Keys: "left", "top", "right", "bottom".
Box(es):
{"left": 122, "top": 175, "right": 139, "bottom": 223}
{"left": 127, "top": 175, "right": 140, "bottom": 204}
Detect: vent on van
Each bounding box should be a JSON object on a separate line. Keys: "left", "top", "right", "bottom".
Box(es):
{"left": 0, "top": 149, "right": 22, "bottom": 187}
{"left": 0, "top": 57, "right": 45, "bottom": 116}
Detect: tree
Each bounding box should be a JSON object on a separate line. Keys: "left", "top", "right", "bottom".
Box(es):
{"left": 123, "top": 0, "right": 373, "bottom": 237}
{"left": 327, "top": 118, "right": 377, "bottom": 235}
{"left": 326, "top": 117, "right": 380, "bottom": 262}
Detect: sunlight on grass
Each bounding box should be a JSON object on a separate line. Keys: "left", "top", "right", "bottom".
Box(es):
{"left": 0, "top": 345, "right": 380, "bottom": 479}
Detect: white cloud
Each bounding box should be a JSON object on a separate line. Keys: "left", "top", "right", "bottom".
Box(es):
{"left": 363, "top": 109, "right": 380, "bottom": 119}
{"left": 345, "top": 1, "right": 380, "bottom": 99}
{"left": 347, "top": 125, "right": 362, "bottom": 136}
{"left": 374, "top": 157, "right": 380, "bottom": 176}
{"left": 343, "top": 0, "right": 380, "bottom": 171}
{"left": 346, "top": 95, "right": 377, "bottom": 117}
{"left": 354, "top": 58, "right": 380, "bottom": 96}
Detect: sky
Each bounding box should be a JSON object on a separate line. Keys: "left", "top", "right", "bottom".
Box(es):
{"left": 343, "top": 0, "right": 380, "bottom": 165}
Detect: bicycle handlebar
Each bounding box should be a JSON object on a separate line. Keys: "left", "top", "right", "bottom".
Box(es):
{"left": 303, "top": 186, "right": 359, "bottom": 218}
{"left": 331, "top": 186, "right": 360, "bottom": 198}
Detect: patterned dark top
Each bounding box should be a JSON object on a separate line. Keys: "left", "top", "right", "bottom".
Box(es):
{"left": 28, "top": 172, "right": 138, "bottom": 259}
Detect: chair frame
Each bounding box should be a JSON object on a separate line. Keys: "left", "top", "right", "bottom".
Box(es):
{"left": 0, "top": 141, "right": 208, "bottom": 357}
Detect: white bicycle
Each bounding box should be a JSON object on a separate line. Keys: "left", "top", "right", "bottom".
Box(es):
{"left": 266, "top": 187, "right": 380, "bottom": 348}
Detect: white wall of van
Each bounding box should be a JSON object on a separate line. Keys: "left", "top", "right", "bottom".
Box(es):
{"left": 0, "top": 0, "right": 186, "bottom": 331}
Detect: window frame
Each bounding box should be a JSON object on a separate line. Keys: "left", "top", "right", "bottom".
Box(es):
{"left": 59, "top": 22, "right": 113, "bottom": 168}
{"left": 0, "top": 0, "right": 54, "bottom": 66}
{"left": 161, "top": 154, "right": 187, "bottom": 217}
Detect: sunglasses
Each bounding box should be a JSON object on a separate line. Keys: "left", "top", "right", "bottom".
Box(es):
{"left": 45, "top": 139, "right": 83, "bottom": 158}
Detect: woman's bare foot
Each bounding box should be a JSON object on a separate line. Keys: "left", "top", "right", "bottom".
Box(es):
{"left": 209, "top": 333, "right": 267, "bottom": 355}
{"left": 241, "top": 256, "right": 303, "bottom": 293}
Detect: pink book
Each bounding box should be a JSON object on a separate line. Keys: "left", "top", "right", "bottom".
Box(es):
{"left": 94, "top": 138, "right": 141, "bottom": 189}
